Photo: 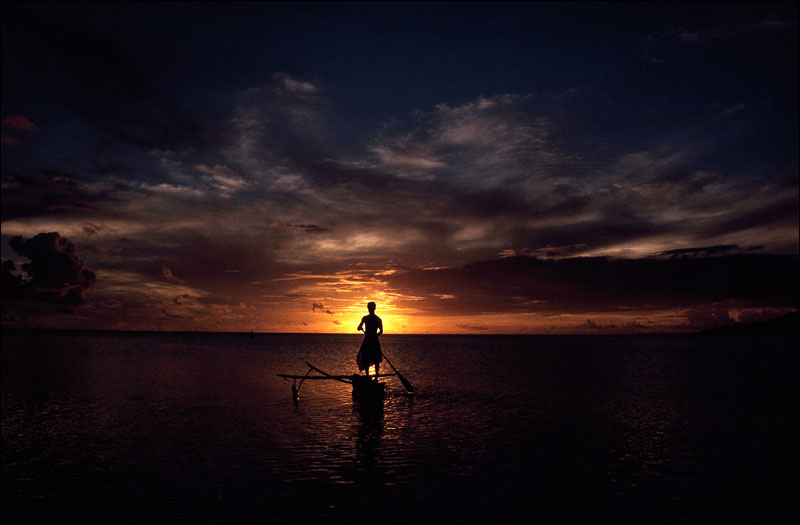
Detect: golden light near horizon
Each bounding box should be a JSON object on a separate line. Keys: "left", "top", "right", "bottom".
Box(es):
{"left": 87, "top": 258, "right": 796, "bottom": 335}
{"left": 330, "top": 297, "right": 413, "bottom": 334}
{"left": 2, "top": 3, "right": 797, "bottom": 339}
{"left": 270, "top": 268, "right": 421, "bottom": 333}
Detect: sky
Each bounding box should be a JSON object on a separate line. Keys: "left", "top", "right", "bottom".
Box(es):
{"left": 1, "top": 2, "right": 798, "bottom": 334}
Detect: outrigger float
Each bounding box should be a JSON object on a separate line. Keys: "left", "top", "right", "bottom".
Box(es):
{"left": 278, "top": 361, "right": 396, "bottom": 403}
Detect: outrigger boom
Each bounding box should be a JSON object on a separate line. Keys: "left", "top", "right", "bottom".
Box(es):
{"left": 276, "top": 373, "right": 397, "bottom": 381}
{"left": 277, "top": 361, "right": 395, "bottom": 402}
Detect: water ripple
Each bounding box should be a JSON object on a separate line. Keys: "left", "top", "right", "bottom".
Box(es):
{"left": 2, "top": 332, "right": 797, "bottom": 522}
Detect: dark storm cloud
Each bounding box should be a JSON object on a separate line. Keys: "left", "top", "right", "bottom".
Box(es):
{"left": 386, "top": 254, "right": 798, "bottom": 316}
{"left": 4, "top": 232, "right": 96, "bottom": 304}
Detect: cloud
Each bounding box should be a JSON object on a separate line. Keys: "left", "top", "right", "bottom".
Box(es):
{"left": 229, "top": 72, "right": 330, "bottom": 183}
{"left": 195, "top": 164, "right": 248, "bottom": 198}
{"left": 162, "top": 266, "right": 185, "bottom": 284}
{"left": 2, "top": 114, "right": 39, "bottom": 133}
{"left": 1, "top": 2, "right": 795, "bottom": 335}
{"left": 275, "top": 73, "right": 318, "bottom": 95}
{"left": 296, "top": 224, "right": 331, "bottom": 234}
{"left": 0, "top": 171, "right": 111, "bottom": 220}
{"left": 654, "top": 245, "right": 741, "bottom": 259}
{"left": 312, "top": 301, "right": 334, "bottom": 314}
{"left": 1, "top": 38, "right": 796, "bottom": 330}
{"left": 456, "top": 323, "right": 490, "bottom": 331}
{"left": 172, "top": 294, "right": 195, "bottom": 305}
{"left": 736, "top": 308, "right": 791, "bottom": 325}
{"left": 368, "top": 94, "right": 550, "bottom": 184}
{"left": 159, "top": 307, "right": 185, "bottom": 320}
{"left": 3, "top": 85, "right": 787, "bottom": 301}
{"left": 4, "top": 232, "right": 96, "bottom": 304}
{"left": 309, "top": 91, "right": 797, "bottom": 264}
{"left": 641, "top": 16, "right": 797, "bottom": 64}
{"left": 685, "top": 304, "right": 735, "bottom": 329}
{"left": 1, "top": 114, "right": 39, "bottom": 147}
{"left": 138, "top": 182, "right": 205, "bottom": 199}
{"left": 2, "top": 260, "right": 27, "bottom": 301}
{"left": 386, "top": 254, "right": 799, "bottom": 317}
{"left": 676, "top": 17, "right": 797, "bottom": 44}
{"left": 1, "top": 114, "right": 39, "bottom": 146}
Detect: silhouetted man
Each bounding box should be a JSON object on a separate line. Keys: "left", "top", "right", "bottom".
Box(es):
{"left": 357, "top": 302, "right": 383, "bottom": 379}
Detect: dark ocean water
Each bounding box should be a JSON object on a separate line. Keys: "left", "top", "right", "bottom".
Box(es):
{"left": 1, "top": 331, "right": 797, "bottom": 523}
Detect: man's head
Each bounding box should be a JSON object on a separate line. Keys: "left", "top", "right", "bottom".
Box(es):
{"left": 367, "top": 301, "right": 376, "bottom": 313}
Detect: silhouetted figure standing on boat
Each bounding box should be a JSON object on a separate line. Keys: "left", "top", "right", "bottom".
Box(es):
{"left": 357, "top": 302, "right": 383, "bottom": 379}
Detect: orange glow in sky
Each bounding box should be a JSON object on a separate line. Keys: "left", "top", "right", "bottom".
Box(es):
{"left": 2, "top": 3, "right": 797, "bottom": 334}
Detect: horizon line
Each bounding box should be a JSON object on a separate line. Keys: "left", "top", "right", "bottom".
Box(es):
{"left": 3, "top": 310, "right": 796, "bottom": 337}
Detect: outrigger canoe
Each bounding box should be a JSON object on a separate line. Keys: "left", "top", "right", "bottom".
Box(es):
{"left": 277, "top": 361, "right": 396, "bottom": 403}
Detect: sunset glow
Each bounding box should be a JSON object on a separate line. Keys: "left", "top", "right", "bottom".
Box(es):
{"left": 3, "top": 7, "right": 798, "bottom": 525}
{"left": 1, "top": 3, "right": 797, "bottom": 333}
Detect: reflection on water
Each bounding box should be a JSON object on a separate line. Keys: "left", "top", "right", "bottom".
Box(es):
{"left": 1, "top": 331, "right": 797, "bottom": 522}
{"left": 354, "top": 401, "right": 384, "bottom": 470}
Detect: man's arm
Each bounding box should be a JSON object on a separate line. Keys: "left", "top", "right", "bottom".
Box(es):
{"left": 377, "top": 317, "right": 383, "bottom": 336}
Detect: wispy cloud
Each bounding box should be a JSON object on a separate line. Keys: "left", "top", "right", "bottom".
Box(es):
{"left": 3, "top": 69, "right": 797, "bottom": 332}
{"left": 228, "top": 73, "right": 330, "bottom": 184}
{"left": 195, "top": 164, "right": 248, "bottom": 198}
{"left": 1, "top": 113, "right": 40, "bottom": 147}
{"left": 2, "top": 114, "right": 39, "bottom": 134}
{"left": 642, "top": 16, "right": 797, "bottom": 63}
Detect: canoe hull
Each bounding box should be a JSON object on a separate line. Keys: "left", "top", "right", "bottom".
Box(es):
{"left": 351, "top": 374, "right": 385, "bottom": 402}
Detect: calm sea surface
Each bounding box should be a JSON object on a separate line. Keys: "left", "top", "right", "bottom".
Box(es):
{"left": 2, "top": 331, "right": 797, "bottom": 523}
